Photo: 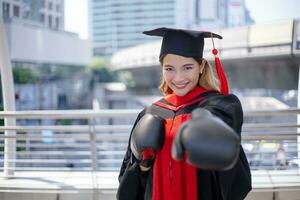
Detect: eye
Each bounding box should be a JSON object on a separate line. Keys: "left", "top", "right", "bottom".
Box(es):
{"left": 184, "top": 65, "right": 193, "bottom": 70}
{"left": 164, "top": 67, "right": 173, "bottom": 71}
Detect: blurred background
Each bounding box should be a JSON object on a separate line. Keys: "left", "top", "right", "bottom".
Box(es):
{"left": 1, "top": 0, "right": 300, "bottom": 199}
{"left": 1, "top": 0, "right": 299, "bottom": 110}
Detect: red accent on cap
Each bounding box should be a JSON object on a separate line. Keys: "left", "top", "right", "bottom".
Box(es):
{"left": 210, "top": 33, "right": 229, "bottom": 95}
{"left": 212, "top": 48, "right": 218, "bottom": 55}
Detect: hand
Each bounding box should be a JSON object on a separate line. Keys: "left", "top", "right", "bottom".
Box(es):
{"left": 139, "top": 165, "right": 151, "bottom": 172}
{"left": 172, "top": 108, "right": 240, "bottom": 170}
{"left": 130, "top": 113, "right": 165, "bottom": 164}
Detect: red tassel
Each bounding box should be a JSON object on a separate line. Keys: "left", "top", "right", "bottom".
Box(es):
{"left": 211, "top": 35, "right": 229, "bottom": 95}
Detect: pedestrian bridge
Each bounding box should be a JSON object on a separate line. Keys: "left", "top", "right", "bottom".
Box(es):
{"left": 0, "top": 108, "right": 300, "bottom": 200}
{"left": 111, "top": 19, "right": 300, "bottom": 90}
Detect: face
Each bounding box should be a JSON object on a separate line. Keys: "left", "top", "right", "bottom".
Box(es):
{"left": 162, "top": 54, "right": 203, "bottom": 96}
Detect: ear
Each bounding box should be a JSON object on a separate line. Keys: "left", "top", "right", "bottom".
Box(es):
{"left": 199, "top": 60, "right": 206, "bottom": 74}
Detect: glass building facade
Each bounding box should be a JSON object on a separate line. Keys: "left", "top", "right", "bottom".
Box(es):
{"left": 91, "top": 0, "right": 176, "bottom": 57}
{"left": 1, "top": 0, "right": 64, "bottom": 30}
{"left": 90, "top": 0, "right": 252, "bottom": 57}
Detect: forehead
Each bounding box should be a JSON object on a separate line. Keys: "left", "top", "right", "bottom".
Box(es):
{"left": 163, "top": 54, "right": 196, "bottom": 65}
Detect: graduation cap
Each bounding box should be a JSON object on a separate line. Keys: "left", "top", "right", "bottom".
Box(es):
{"left": 143, "top": 27, "right": 229, "bottom": 95}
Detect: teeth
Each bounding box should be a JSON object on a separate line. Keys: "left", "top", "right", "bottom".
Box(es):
{"left": 174, "top": 83, "right": 188, "bottom": 88}
{"left": 175, "top": 83, "right": 187, "bottom": 86}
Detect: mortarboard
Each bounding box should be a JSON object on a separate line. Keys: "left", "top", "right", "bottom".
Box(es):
{"left": 143, "top": 27, "right": 229, "bottom": 95}
{"left": 143, "top": 27, "right": 222, "bottom": 58}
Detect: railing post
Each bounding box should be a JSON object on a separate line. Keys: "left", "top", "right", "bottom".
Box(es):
{"left": 296, "top": 19, "right": 300, "bottom": 173}
{"left": 0, "top": 16, "right": 16, "bottom": 177}
{"left": 298, "top": 63, "right": 300, "bottom": 172}
{"left": 89, "top": 118, "right": 98, "bottom": 171}
{"left": 88, "top": 117, "right": 99, "bottom": 200}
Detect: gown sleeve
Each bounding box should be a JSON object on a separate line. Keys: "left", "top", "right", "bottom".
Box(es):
{"left": 201, "top": 94, "right": 252, "bottom": 200}
{"left": 117, "top": 109, "right": 151, "bottom": 200}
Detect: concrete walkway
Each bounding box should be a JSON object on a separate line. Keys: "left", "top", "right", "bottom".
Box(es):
{"left": 0, "top": 170, "right": 300, "bottom": 200}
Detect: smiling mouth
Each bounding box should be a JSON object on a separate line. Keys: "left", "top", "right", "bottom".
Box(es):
{"left": 173, "top": 82, "right": 189, "bottom": 89}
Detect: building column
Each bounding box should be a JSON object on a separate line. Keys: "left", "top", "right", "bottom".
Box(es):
{"left": 0, "top": 18, "right": 16, "bottom": 177}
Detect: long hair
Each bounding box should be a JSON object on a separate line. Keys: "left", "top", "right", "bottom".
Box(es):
{"left": 159, "top": 55, "right": 219, "bottom": 95}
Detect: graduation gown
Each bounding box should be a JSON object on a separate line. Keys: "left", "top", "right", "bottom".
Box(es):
{"left": 117, "top": 86, "right": 252, "bottom": 200}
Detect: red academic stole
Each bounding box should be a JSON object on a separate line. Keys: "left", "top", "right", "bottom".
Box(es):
{"left": 151, "top": 87, "right": 211, "bottom": 200}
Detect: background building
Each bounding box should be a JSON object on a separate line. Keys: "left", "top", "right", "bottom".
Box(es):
{"left": 1, "top": 0, "right": 64, "bottom": 30}
{"left": 1, "top": 0, "right": 92, "bottom": 110}
{"left": 90, "top": 0, "right": 253, "bottom": 57}
{"left": 90, "top": 0, "right": 176, "bottom": 57}
{"left": 187, "top": 0, "right": 253, "bottom": 29}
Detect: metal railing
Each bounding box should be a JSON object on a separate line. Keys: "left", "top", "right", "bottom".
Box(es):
{"left": 0, "top": 108, "right": 299, "bottom": 173}
{"left": 0, "top": 108, "right": 300, "bottom": 197}
{"left": 0, "top": 109, "right": 140, "bottom": 174}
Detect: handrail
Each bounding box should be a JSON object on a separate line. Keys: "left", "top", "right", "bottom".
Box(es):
{"left": 0, "top": 107, "right": 299, "bottom": 117}
{"left": 0, "top": 109, "right": 140, "bottom": 118}
{"left": 0, "top": 108, "right": 299, "bottom": 196}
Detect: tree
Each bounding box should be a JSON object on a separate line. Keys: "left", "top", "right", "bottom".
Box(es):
{"left": 13, "top": 67, "right": 39, "bottom": 84}
{"left": 86, "top": 58, "right": 113, "bottom": 83}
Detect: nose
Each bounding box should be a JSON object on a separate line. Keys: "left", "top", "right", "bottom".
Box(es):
{"left": 173, "top": 71, "right": 185, "bottom": 83}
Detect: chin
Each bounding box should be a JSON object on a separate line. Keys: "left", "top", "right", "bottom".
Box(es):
{"left": 173, "top": 85, "right": 196, "bottom": 96}
{"left": 170, "top": 83, "right": 196, "bottom": 96}
{"left": 175, "top": 93, "right": 185, "bottom": 96}
{"left": 174, "top": 90, "right": 189, "bottom": 96}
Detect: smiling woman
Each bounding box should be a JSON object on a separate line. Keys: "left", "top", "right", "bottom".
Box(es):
{"left": 117, "top": 27, "right": 252, "bottom": 200}
{"left": 64, "top": 0, "right": 88, "bottom": 39}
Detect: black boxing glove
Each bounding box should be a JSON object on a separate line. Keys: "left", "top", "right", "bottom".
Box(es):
{"left": 172, "top": 108, "right": 240, "bottom": 170}
{"left": 130, "top": 113, "right": 165, "bottom": 166}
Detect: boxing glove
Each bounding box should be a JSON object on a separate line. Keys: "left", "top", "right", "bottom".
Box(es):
{"left": 130, "top": 113, "right": 165, "bottom": 162}
{"left": 172, "top": 108, "right": 240, "bottom": 170}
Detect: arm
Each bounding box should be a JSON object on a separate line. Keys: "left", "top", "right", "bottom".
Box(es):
{"left": 118, "top": 110, "right": 144, "bottom": 182}
{"left": 117, "top": 109, "right": 165, "bottom": 200}
{"left": 117, "top": 110, "right": 148, "bottom": 200}
{"left": 202, "top": 94, "right": 252, "bottom": 200}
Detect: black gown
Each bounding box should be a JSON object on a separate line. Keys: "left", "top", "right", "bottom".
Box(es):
{"left": 117, "top": 90, "right": 252, "bottom": 200}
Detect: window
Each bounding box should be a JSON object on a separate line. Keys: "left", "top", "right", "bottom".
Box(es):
{"left": 41, "top": 0, "right": 46, "bottom": 8}
{"left": 56, "top": 4, "right": 60, "bottom": 12}
{"left": 48, "top": 15, "right": 52, "bottom": 28}
{"left": 13, "top": 5, "right": 20, "bottom": 17}
{"left": 48, "top": 2, "right": 53, "bottom": 10}
{"left": 58, "top": 94, "right": 67, "bottom": 109}
{"left": 55, "top": 17, "right": 59, "bottom": 29}
{"left": 2, "top": 2, "right": 10, "bottom": 18}
{"left": 40, "top": 13, "right": 45, "bottom": 22}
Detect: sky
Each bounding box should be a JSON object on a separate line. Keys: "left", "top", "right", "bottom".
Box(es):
{"left": 64, "top": 0, "right": 300, "bottom": 40}
{"left": 64, "top": 0, "right": 88, "bottom": 39}
{"left": 245, "top": 0, "right": 300, "bottom": 23}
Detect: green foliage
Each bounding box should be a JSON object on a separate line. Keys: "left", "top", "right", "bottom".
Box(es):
{"left": 16, "top": 133, "right": 26, "bottom": 152}
{"left": 116, "top": 71, "right": 136, "bottom": 88}
{"left": 52, "top": 65, "right": 84, "bottom": 80}
{"left": 56, "top": 119, "right": 72, "bottom": 125}
{"left": 87, "top": 58, "right": 114, "bottom": 82}
{"left": 13, "top": 67, "right": 39, "bottom": 84}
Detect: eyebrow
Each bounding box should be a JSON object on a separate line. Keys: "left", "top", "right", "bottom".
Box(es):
{"left": 163, "top": 63, "right": 194, "bottom": 67}
{"left": 182, "top": 63, "right": 194, "bottom": 67}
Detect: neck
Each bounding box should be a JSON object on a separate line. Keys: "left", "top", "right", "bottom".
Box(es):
{"left": 165, "top": 86, "right": 208, "bottom": 107}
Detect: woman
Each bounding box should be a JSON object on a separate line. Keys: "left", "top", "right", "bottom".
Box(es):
{"left": 117, "top": 27, "right": 252, "bottom": 200}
